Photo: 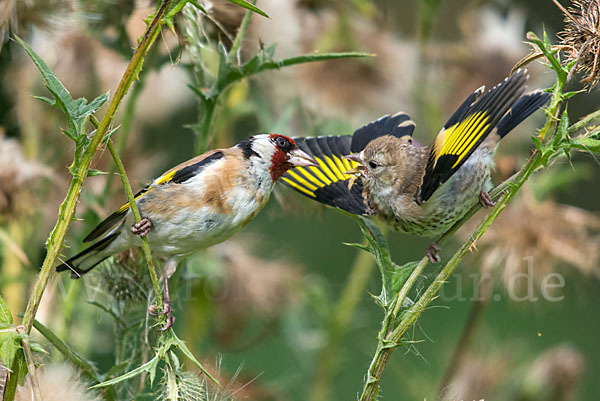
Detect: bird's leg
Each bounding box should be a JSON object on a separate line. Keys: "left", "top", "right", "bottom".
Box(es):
{"left": 148, "top": 258, "right": 177, "bottom": 331}
{"left": 158, "top": 271, "right": 175, "bottom": 331}
{"left": 426, "top": 242, "right": 441, "bottom": 263}
{"left": 479, "top": 189, "right": 496, "bottom": 208}
{"left": 131, "top": 217, "right": 152, "bottom": 237}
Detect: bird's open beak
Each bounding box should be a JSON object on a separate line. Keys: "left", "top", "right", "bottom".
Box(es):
{"left": 288, "top": 148, "right": 317, "bottom": 167}
{"left": 342, "top": 152, "right": 366, "bottom": 175}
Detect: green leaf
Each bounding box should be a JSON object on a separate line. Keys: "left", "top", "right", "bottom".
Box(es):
{"left": 343, "top": 242, "right": 370, "bottom": 252}
{"left": 570, "top": 137, "right": 600, "bottom": 154}
{"left": 246, "top": 51, "right": 372, "bottom": 77}
{"left": 562, "top": 90, "right": 581, "bottom": 100}
{"left": 552, "top": 109, "right": 570, "bottom": 149}
{"left": 391, "top": 261, "right": 419, "bottom": 295}
{"left": 0, "top": 295, "right": 18, "bottom": 374}
{"left": 353, "top": 217, "right": 395, "bottom": 305}
{"left": 216, "top": 42, "right": 232, "bottom": 87}
{"left": 531, "top": 135, "right": 542, "bottom": 151}
{"left": 168, "top": 332, "right": 220, "bottom": 385}
{"left": 102, "top": 125, "right": 120, "bottom": 145}
{"left": 87, "top": 169, "right": 107, "bottom": 177}
{"left": 0, "top": 330, "right": 20, "bottom": 371}
{"left": 189, "top": 0, "right": 208, "bottom": 15}
{"left": 0, "top": 294, "right": 13, "bottom": 325}
{"left": 165, "top": 363, "right": 179, "bottom": 401}
{"left": 14, "top": 36, "right": 109, "bottom": 143}
{"left": 32, "top": 319, "right": 101, "bottom": 382}
{"left": 28, "top": 341, "right": 47, "bottom": 355}
{"left": 91, "top": 355, "right": 159, "bottom": 388}
{"left": 87, "top": 92, "right": 110, "bottom": 115}
{"left": 528, "top": 30, "right": 567, "bottom": 80}
{"left": 225, "top": 0, "right": 269, "bottom": 18}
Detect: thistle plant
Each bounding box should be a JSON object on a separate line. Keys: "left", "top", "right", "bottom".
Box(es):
{"left": 0, "top": 0, "right": 370, "bottom": 399}
{"left": 349, "top": 31, "right": 600, "bottom": 401}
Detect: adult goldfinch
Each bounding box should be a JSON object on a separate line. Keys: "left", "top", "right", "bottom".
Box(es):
{"left": 57, "top": 134, "right": 315, "bottom": 328}
{"left": 281, "top": 70, "right": 551, "bottom": 262}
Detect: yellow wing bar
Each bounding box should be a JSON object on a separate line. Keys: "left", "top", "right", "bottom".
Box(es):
{"left": 434, "top": 111, "right": 490, "bottom": 168}
{"left": 282, "top": 154, "right": 358, "bottom": 199}
{"left": 114, "top": 169, "right": 177, "bottom": 214}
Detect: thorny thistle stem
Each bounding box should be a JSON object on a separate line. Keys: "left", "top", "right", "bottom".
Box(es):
{"left": 21, "top": 0, "right": 172, "bottom": 336}
{"left": 105, "top": 139, "right": 164, "bottom": 318}
{"left": 6, "top": 2, "right": 176, "bottom": 398}
{"left": 358, "top": 32, "right": 584, "bottom": 401}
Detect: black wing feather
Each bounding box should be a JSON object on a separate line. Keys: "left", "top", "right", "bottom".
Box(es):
{"left": 418, "top": 70, "right": 530, "bottom": 203}
{"left": 351, "top": 112, "right": 415, "bottom": 152}
{"left": 171, "top": 151, "right": 224, "bottom": 184}
{"left": 281, "top": 136, "right": 369, "bottom": 215}
{"left": 281, "top": 113, "right": 416, "bottom": 215}
{"left": 84, "top": 151, "right": 225, "bottom": 243}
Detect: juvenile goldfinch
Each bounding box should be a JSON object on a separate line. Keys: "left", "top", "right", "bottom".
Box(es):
{"left": 281, "top": 70, "right": 551, "bottom": 262}
{"left": 57, "top": 134, "right": 316, "bottom": 329}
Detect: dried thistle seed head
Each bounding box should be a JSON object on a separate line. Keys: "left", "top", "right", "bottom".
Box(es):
{"left": 520, "top": 345, "right": 585, "bottom": 400}
{"left": 159, "top": 370, "right": 207, "bottom": 401}
{"left": 460, "top": 190, "right": 600, "bottom": 296}
{"left": 98, "top": 249, "right": 153, "bottom": 304}
{"left": 555, "top": 0, "right": 600, "bottom": 89}
{"left": 0, "top": 132, "right": 51, "bottom": 217}
{"left": 0, "top": 0, "right": 74, "bottom": 51}
{"left": 211, "top": 240, "right": 302, "bottom": 317}
{"left": 441, "top": 351, "right": 510, "bottom": 401}
{"left": 15, "top": 364, "right": 101, "bottom": 401}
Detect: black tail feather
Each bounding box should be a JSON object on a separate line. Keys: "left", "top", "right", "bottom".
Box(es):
{"left": 496, "top": 91, "right": 552, "bottom": 138}
{"left": 56, "top": 231, "right": 119, "bottom": 279}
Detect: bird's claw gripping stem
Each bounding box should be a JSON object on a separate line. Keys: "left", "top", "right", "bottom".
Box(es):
{"left": 479, "top": 190, "right": 497, "bottom": 208}
{"left": 426, "top": 242, "right": 441, "bottom": 263}
{"left": 148, "top": 302, "right": 175, "bottom": 331}
{"left": 131, "top": 217, "right": 152, "bottom": 237}
{"left": 148, "top": 265, "right": 176, "bottom": 331}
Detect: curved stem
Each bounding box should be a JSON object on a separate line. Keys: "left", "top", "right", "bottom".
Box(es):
{"left": 309, "top": 247, "right": 375, "bottom": 401}
{"left": 358, "top": 150, "right": 543, "bottom": 401}
{"left": 436, "top": 272, "right": 493, "bottom": 397}
{"left": 20, "top": 0, "right": 172, "bottom": 336}
{"left": 105, "top": 140, "right": 163, "bottom": 314}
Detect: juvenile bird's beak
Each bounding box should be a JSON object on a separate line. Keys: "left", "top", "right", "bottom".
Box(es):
{"left": 288, "top": 148, "right": 317, "bottom": 167}
{"left": 343, "top": 152, "right": 366, "bottom": 174}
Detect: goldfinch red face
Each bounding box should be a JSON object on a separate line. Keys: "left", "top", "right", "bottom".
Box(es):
{"left": 247, "top": 134, "right": 316, "bottom": 181}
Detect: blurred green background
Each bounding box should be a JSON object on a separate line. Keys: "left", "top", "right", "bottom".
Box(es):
{"left": 1, "top": 0, "right": 599, "bottom": 400}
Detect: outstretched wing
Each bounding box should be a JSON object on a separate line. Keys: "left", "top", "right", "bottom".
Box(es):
{"left": 418, "top": 69, "right": 531, "bottom": 203}
{"left": 84, "top": 151, "right": 225, "bottom": 242}
{"left": 281, "top": 112, "right": 415, "bottom": 215}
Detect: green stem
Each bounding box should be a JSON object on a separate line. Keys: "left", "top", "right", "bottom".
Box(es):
{"left": 19, "top": 332, "right": 41, "bottom": 401}
{"left": 105, "top": 140, "right": 163, "bottom": 314}
{"left": 358, "top": 149, "right": 543, "bottom": 401}
{"left": 226, "top": 0, "right": 255, "bottom": 64}
{"left": 101, "top": 73, "right": 146, "bottom": 202}
{"left": 195, "top": 97, "right": 219, "bottom": 154}
{"left": 31, "top": 319, "right": 103, "bottom": 383}
{"left": 255, "top": 52, "right": 371, "bottom": 75}
{"left": 20, "top": 0, "right": 172, "bottom": 337}
{"left": 6, "top": 4, "right": 174, "bottom": 398}
{"left": 568, "top": 108, "right": 600, "bottom": 133}
{"left": 309, "top": 248, "right": 375, "bottom": 401}
{"left": 359, "top": 55, "right": 568, "bottom": 399}
{"left": 436, "top": 273, "right": 493, "bottom": 397}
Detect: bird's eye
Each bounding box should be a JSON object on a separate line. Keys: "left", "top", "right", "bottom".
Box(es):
{"left": 275, "top": 136, "right": 288, "bottom": 149}
{"left": 369, "top": 161, "right": 379, "bottom": 169}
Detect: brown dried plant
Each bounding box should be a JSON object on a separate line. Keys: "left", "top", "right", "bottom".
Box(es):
{"left": 554, "top": 0, "right": 600, "bottom": 89}
{"left": 463, "top": 190, "right": 600, "bottom": 293}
